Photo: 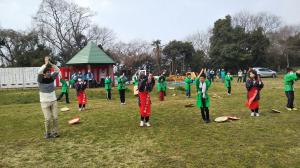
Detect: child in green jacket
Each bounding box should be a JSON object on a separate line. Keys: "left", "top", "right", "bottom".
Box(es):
{"left": 118, "top": 73, "right": 127, "bottom": 105}
{"left": 225, "top": 72, "right": 233, "bottom": 96}
{"left": 284, "top": 68, "right": 300, "bottom": 111}
{"left": 105, "top": 75, "right": 112, "bottom": 100}
{"left": 157, "top": 72, "right": 167, "bottom": 101}
{"left": 57, "top": 78, "right": 70, "bottom": 104}
{"left": 196, "top": 69, "right": 212, "bottom": 123}
{"left": 184, "top": 73, "right": 193, "bottom": 98}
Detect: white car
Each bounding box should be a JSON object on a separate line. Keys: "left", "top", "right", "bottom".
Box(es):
{"left": 253, "top": 67, "right": 277, "bottom": 78}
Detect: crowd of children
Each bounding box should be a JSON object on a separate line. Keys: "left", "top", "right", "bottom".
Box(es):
{"left": 37, "top": 56, "right": 300, "bottom": 139}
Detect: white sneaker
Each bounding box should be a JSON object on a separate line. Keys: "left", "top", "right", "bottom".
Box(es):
{"left": 145, "top": 122, "right": 151, "bottom": 127}
{"left": 139, "top": 121, "right": 144, "bottom": 127}
{"left": 123, "top": 102, "right": 126, "bottom": 105}
{"left": 82, "top": 108, "right": 85, "bottom": 111}
{"left": 78, "top": 108, "right": 82, "bottom": 111}
{"left": 256, "top": 113, "right": 260, "bottom": 117}
{"left": 251, "top": 112, "right": 255, "bottom": 117}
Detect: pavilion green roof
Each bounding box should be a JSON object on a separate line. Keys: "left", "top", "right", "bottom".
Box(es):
{"left": 66, "top": 42, "right": 115, "bottom": 65}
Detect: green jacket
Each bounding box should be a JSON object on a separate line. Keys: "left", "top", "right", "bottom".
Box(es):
{"left": 117, "top": 76, "right": 127, "bottom": 90}
{"left": 225, "top": 75, "right": 233, "bottom": 88}
{"left": 184, "top": 77, "right": 193, "bottom": 90}
{"left": 133, "top": 76, "right": 139, "bottom": 86}
{"left": 195, "top": 78, "right": 211, "bottom": 108}
{"left": 157, "top": 76, "right": 167, "bottom": 91}
{"left": 195, "top": 77, "right": 200, "bottom": 92}
{"left": 69, "top": 79, "right": 76, "bottom": 87}
{"left": 60, "top": 79, "right": 69, "bottom": 93}
{"left": 221, "top": 71, "right": 226, "bottom": 78}
{"left": 105, "top": 78, "right": 112, "bottom": 90}
{"left": 284, "top": 72, "right": 298, "bottom": 91}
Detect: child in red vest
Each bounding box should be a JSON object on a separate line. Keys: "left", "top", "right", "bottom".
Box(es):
{"left": 138, "top": 73, "right": 155, "bottom": 127}
{"left": 245, "top": 69, "right": 264, "bottom": 117}
{"left": 75, "top": 78, "right": 88, "bottom": 111}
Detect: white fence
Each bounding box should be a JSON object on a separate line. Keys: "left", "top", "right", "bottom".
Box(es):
{"left": 0, "top": 67, "right": 40, "bottom": 88}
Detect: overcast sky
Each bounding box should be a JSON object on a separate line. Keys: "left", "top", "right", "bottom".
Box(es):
{"left": 0, "top": 0, "right": 299, "bottom": 43}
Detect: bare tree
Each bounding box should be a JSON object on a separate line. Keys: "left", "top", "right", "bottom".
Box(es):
{"left": 33, "top": 0, "right": 94, "bottom": 64}
{"left": 185, "top": 30, "right": 211, "bottom": 56}
{"left": 87, "top": 25, "right": 116, "bottom": 49}
{"left": 232, "top": 11, "right": 282, "bottom": 33}
{"left": 108, "top": 40, "right": 153, "bottom": 75}
{"left": 267, "top": 25, "right": 300, "bottom": 69}
{"left": 0, "top": 29, "right": 23, "bottom": 66}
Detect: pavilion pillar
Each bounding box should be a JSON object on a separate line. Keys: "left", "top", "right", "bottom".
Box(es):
{"left": 96, "top": 67, "right": 100, "bottom": 82}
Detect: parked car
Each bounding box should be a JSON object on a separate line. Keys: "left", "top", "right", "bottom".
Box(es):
{"left": 253, "top": 67, "right": 277, "bottom": 78}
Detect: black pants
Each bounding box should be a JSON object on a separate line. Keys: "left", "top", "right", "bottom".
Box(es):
{"left": 87, "top": 80, "right": 92, "bottom": 88}
{"left": 285, "top": 91, "right": 294, "bottom": 108}
{"left": 251, "top": 108, "right": 259, "bottom": 113}
{"left": 141, "top": 116, "right": 149, "bottom": 122}
{"left": 106, "top": 89, "right": 112, "bottom": 100}
{"left": 200, "top": 98, "right": 210, "bottom": 121}
{"left": 79, "top": 104, "right": 86, "bottom": 108}
{"left": 186, "top": 89, "right": 191, "bottom": 97}
{"left": 237, "top": 77, "right": 242, "bottom": 82}
{"left": 119, "top": 89, "right": 125, "bottom": 103}
{"left": 227, "top": 87, "right": 231, "bottom": 94}
{"left": 57, "top": 92, "right": 69, "bottom": 103}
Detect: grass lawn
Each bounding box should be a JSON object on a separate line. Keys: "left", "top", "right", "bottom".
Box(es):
{"left": 0, "top": 77, "right": 300, "bottom": 167}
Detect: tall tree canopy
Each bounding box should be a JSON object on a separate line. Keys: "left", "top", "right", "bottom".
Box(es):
{"left": 209, "top": 15, "right": 269, "bottom": 70}
{"left": 0, "top": 29, "right": 51, "bottom": 67}
{"left": 162, "top": 40, "right": 195, "bottom": 74}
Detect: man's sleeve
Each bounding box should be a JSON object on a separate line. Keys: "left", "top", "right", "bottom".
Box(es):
{"left": 51, "top": 64, "right": 60, "bottom": 79}
{"left": 38, "top": 65, "right": 46, "bottom": 74}
{"left": 37, "top": 74, "right": 43, "bottom": 83}
{"left": 53, "top": 64, "right": 59, "bottom": 73}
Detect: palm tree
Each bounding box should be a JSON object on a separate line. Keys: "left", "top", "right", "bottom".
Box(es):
{"left": 152, "top": 40, "right": 162, "bottom": 74}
